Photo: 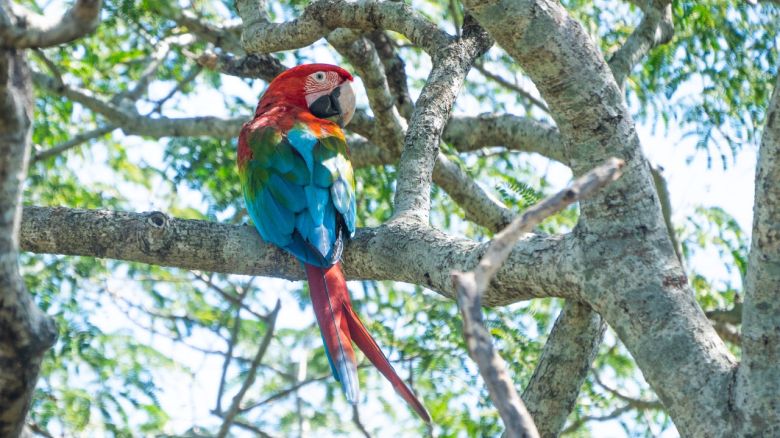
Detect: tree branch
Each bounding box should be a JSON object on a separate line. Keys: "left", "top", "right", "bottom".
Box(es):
{"left": 367, "top": 31, "right": 414, "bottom": 119}
{"left": 236, "top": 0, "right": 452, "bottom": 55}
{"left": 433, "top": 153, "right": 515, "bottom": 231}
{"left": 474, "top": 63, "right": 550, "bottom": 114}
{"left": 736, "top": 72, "right": 780, "bottom": 433}
{"left": 161, "top": 7, "right": 243, "bottom": 55}
{"left": 0, "top": 48, "right": 57, "bottom": 437}
{"left": 194, "top": 51, "right": 285, "bottom": 81}
{"left": 33, "top": 72, "right": 246, "bottom": 138}
{"left": 452, "top": 158, "right": 624, "bottom": 437}
{"left": 328, "top": 29, "right": 406, "bottom": 150}
{"left": 33, "top": 124, "right": 116, "bottom": 162}
{"left": 607, "top": 0, "right": 674, "bottom": 87}
{"left": 453, "top": 270, "right": 540, "bottom": 438}
{"left": 442, "top": 114, "right": 566, "bottom": 164}
{"left": 0, "top": 0, "right": 102, "bottom": 49}
{"left": 592, "top": 372, "right": 664, "bottom": 411}
{"left": 522, "top": 302, "right": 606, "bottom": 437}
{"left": 462, "top": 1, "right": 736, "bottom": 434}
{"left": 393, "top": 16, "right": 492, "bottom": 221}
{"left": 20, "top": 206, "right": 581, "bottom": 306}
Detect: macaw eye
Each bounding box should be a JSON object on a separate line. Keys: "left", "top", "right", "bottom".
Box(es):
{"left": 312, "top": 71, "right": 327, "bottom": 82}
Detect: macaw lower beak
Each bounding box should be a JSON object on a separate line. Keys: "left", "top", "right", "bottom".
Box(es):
{"left": 309, "top": 81, "right": 355, "bottom": 128}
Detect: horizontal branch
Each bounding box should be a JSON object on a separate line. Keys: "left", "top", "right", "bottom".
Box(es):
{"left": 237, "top": 0, "right": 452, "bottom": 55}
{"left": 20, "top": 206, "right": 581, "bottom": 306}
{"left": 443, "top": 114, "right": 566, "bottom": 164}
{"left": 0, "top": 0, "right": 101, "bottom": 49}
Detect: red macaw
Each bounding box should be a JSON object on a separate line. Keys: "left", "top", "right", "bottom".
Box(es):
{"left": 237, "top": 63, "right": 430, "bottom": 422}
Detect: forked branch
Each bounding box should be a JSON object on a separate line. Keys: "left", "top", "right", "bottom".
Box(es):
{"left": 452, "top": 158, "right": 625, "bottom": 436}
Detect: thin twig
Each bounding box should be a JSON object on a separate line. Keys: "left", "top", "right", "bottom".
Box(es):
{"left": 561, "top": 404, "right": 634, "bottom": 434}
{"left": 33, "top": 125, "right": 116, "bottom": 162}
{"left": 216, "top": 305, "right": 243, "bottom": 414}
{"left": 475, "top": 63, "right": 549, "bottom": 114}
{"left": 215, "top": 299, "right": 281, "bottom": 438}
{"left": 352, "top": 405, "right": 373, "bottom": 438}
{"left": 592, "top": 372, "right": 663, "bottom": 411}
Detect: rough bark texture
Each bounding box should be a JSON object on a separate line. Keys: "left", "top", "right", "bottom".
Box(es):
{"left": 735, "top": 73, "right": 780, "bottom": 435}
{"left": 20, "top": 206, "right": 581, "bottom": 306}
{"left": 522, "top": 302, "right": 605, "bottom": 438}
{"left": 393, "top": 17, "right": 492, "bottom": 220}
{"left": 0, "top": 48, "right": 57, "bottom": 438}
{"left": 462, "top": 0, "right": 736, "bottom": 435}
{"left": 0, "top": 0, "right": 101, "bottom": 48}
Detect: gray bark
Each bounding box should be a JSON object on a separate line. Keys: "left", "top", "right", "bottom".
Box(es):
{"left": 735, "top": 73, "right": 780, "bottom": 435}
{"left": 393, "top": 16, "right": 492, "bottom": 221}
{"left": 522, "top": 302, "right": 605, "bottom": 437}
{"left": 0, "top": 48, "right": 56, "bottom": 438}
{"left": 19, "top": 206, "right": 580, "bottom": 306}
{"left": 462, "top": 0, "right": 736, "bottom": 435}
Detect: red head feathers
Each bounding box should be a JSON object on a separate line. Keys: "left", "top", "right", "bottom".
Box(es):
{"left": 255, "top": 64, "right": 355, "bottom": 125}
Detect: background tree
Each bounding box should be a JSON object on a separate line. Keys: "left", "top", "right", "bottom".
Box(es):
{"left": 0, "top": 0, "right": 778, "bottom": 436}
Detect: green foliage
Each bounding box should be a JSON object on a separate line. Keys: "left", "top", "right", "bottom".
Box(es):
{"left": 679, "top": 206, "right": 748, "bottom": 312}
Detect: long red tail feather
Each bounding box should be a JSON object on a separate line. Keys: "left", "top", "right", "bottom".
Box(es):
{"left": 305, "top": 262, "right": 431, "bottom": 423}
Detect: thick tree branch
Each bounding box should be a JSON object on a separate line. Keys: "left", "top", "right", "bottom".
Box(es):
{"left": 736, "top": 73, "right": 780, "bottom": 434}
{"left": 0, "top": 48, "right": 57, "bottom": 437}
{"left": 236, "top": 0, "right": 451, "bottom": 55}
{"left": 522, "top": 302, "right": 606, "bottom": 437}
{"left": 443, "top": 114, "right": 566, "bottom": 164}
{"left": 0, "top": 0, "right": 101, "bottom": 49}
{"left": 20, "top": 206, "right": 581, "bottom": 306}
{"left": 393, "top": 17, "right": 492, "bottom": 220}
{"left": 463, "top": 1, "right": 736, "bottom": 434}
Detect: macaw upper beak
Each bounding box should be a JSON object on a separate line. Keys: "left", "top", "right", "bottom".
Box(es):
{"left": 335, "top": 80, "right": 355, "bottom": 128}
{"left": 309, "top": 81, "right": 355, "bottom": 128}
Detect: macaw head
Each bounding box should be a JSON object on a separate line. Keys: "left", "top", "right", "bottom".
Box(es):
{"left": 257, "top": 63, "right": 356, "bottom": 127}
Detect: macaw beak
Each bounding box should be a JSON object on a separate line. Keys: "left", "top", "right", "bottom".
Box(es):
{"left": 335, "top": 80, "right": 355, "bottom": 128}
{"left": 309, "top": 80, "right": 355, "bottom": 128}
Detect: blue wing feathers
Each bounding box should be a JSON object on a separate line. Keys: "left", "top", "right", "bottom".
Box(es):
{"left": 268, "top": 174, "right": 306, "bottom": 212}
{"left": 244, "top": 123, "right": 356, "bottom": 268}
{"left": 304, "top": 185, "right": 329, "bottom": 226}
